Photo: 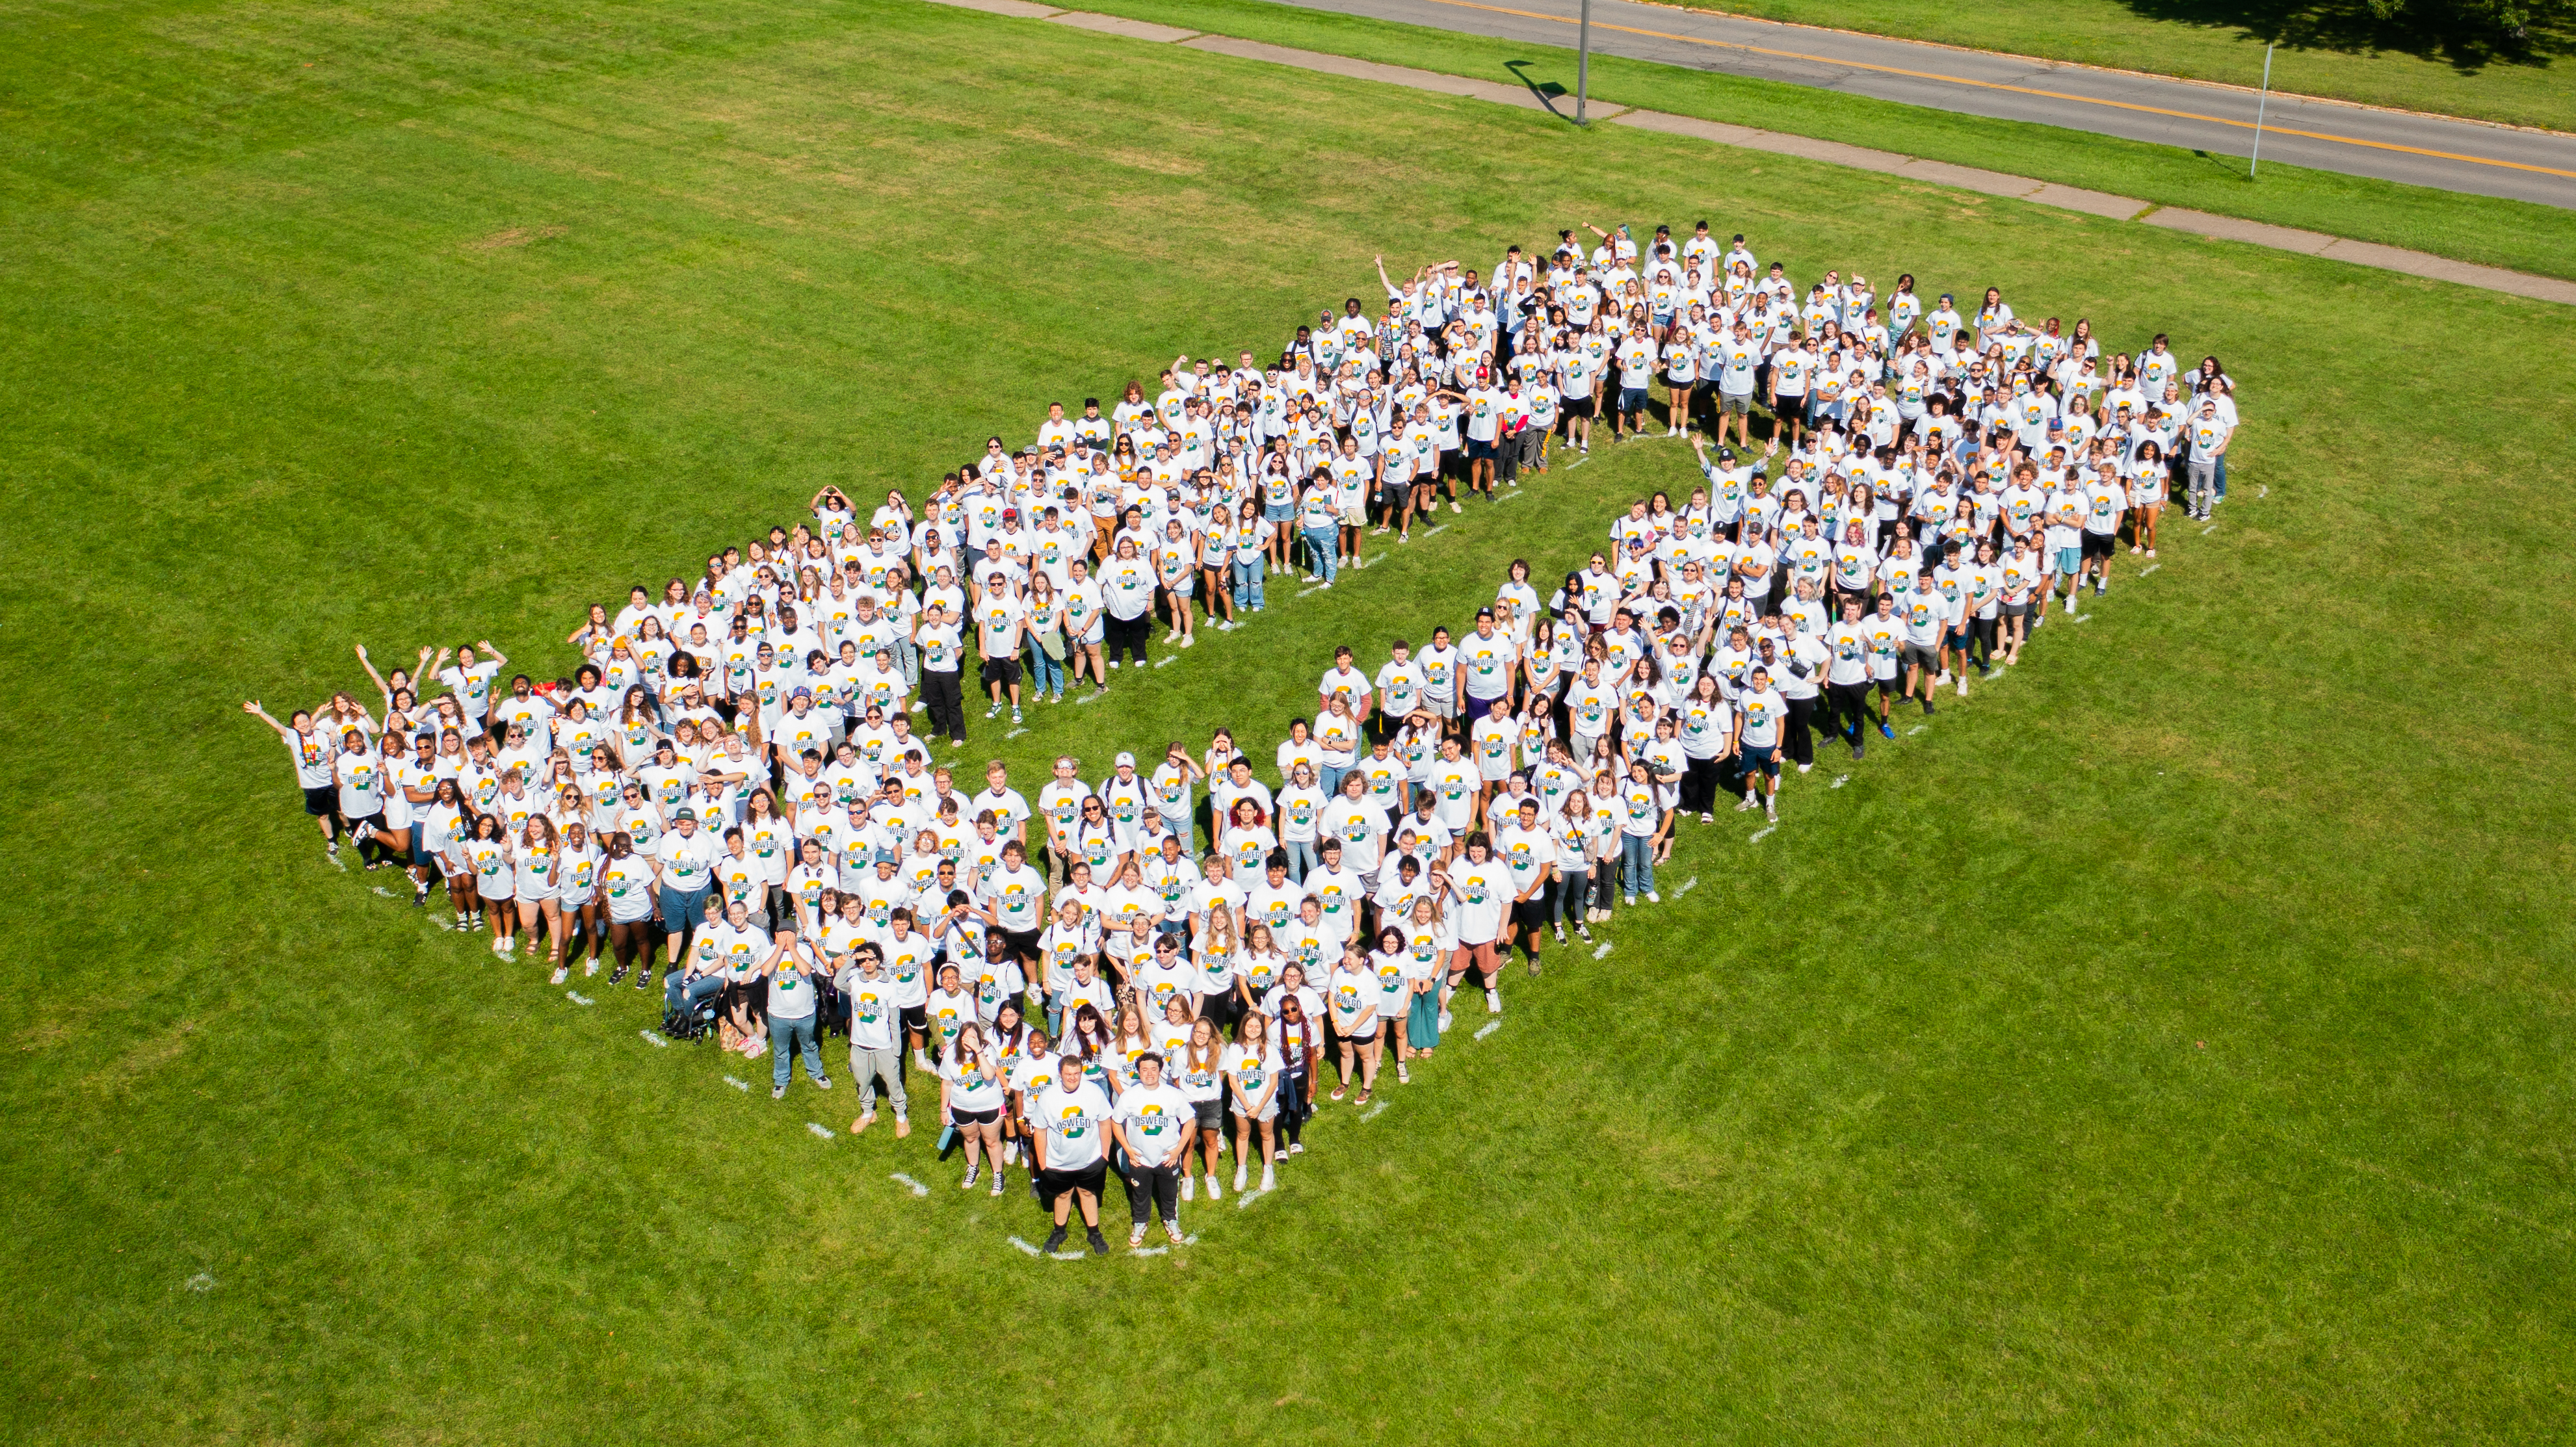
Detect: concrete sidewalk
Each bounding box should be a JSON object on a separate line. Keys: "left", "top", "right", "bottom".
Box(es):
{"left": 919, "top": 0, "right": 2576, "bottom": 306}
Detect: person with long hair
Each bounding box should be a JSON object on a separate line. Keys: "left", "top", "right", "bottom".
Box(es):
{"left": 1324, "top": 941, "right": 1380, "bottom": 1104}
{"left": 1272, "top": 990, "right": 1319, "bottom": 1154}
{"left": 941, "top": 1019, "right": 1008, "bottom": 1197}
{"left": 1224, "top": 1010, "right": 1281, "bottom": 1195}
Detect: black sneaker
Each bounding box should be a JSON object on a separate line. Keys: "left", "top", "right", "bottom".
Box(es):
{"left": 1923, "top": 698, "right": 1936, "bottom": 716}
{"left": 1086, "top": 1227, "right": 1109, "bottom": 1256}
{"left": 1043, "top": 1226, "right": 1069, "bottom": 1255}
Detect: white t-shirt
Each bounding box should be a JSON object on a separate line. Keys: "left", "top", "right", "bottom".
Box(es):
{"left": 1116, "top": 1082, "right": 1193, "bottom": 1167}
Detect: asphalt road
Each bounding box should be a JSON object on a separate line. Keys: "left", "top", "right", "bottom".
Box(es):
{"left": 1266, "top": 0, "right": 2576, "bottom": 209}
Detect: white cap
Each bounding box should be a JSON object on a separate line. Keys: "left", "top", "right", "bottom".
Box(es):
{"left": 1114, "top": 751, "right": 1137, "bottom": 767}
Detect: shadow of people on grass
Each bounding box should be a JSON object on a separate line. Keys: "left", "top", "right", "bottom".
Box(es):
{"left": 2107, "top": 0, "right": 2570, "bottom": 77}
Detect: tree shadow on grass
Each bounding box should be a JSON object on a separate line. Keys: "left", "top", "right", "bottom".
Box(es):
{"left": 2110, "top": 0, "right": 2571, "bottom": 76}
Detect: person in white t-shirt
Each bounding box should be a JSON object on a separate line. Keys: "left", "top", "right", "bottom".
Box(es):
{"left": 1729, "top": 667, "right": 1788, "bottom": 821}
{"left": 1222, "top": 1011, "right": 1282, "bottom": 1195}
{"left": 1113, "top": 1052, "right": 1193, "bottom": 1247}
{"left": 1030, "top": 1052, "right": 1118, "bottom": 1256}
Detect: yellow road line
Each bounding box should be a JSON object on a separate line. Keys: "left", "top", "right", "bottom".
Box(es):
{"left": 1421, "top": 0, "right": 2576, "bottom": 179}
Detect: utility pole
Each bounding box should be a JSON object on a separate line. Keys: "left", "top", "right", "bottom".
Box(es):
{"left": 1576, "top": 0, "right": 1592, "bottom": 125}
{"left": 2250, "top": 41, "right": 2275, "bottom": 177}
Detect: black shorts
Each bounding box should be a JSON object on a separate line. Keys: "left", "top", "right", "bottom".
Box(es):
{"left": 2081, "top": 531, "right": 2116, "bottom": 560}
{"left": 1039, "top": 1161, "right": 1108, "bottom": 1204}
{"left": 1466, "top": 438, "right": 1496, "bottom": 462}
{"left": 1001, "top": 927, "right": 1040, "bottom": 963}
{"left": 1509, "top": 898, "right": 1550, "bottom": 933}
{"left": 900, "top": 1004, "right": 928, "bottom": 1035}
{"left": 950, "top": 1106, "right": 1001, "bottom": 1127}
{"left": 301, "top": 785, "right": 337, "bottom": 816}
{"left": 981, "top": 657, "right": 1022, "bottom": 688}
{"left": 1562, "top": 395, "right": 1595, "bottom": 419}
{"left": 1737, "top": 743, "right": 1781, "bottom": 775}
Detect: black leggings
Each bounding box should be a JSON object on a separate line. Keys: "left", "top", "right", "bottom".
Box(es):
{"left": 1105, "top": 612, "right": 1151, "bottom": 666}
{"left": 1782, "top": 694, "right": 1817, "bottom": 767}
{"left": 1679, "top": 754, "right": 1726, "bottom": 813}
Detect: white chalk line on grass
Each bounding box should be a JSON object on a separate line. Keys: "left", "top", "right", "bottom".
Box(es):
{"left": 1830, "top": 774, "right": 1850, "bottom": 789}
{"left": 1004, "top": 727, "right": 1029, "bottom": 740}
{"left": 1907, "top": 724, "right": 1927, "bottom": 737}
{"left": 891, "top": 1172, "right": 930, "bottom": 1197}
{"left": 1075, "top": 690, "right": 1105, "bottom": 706}
{"left": 723, "top": 1075, "right": 750, "bottom": 1092}
{"left": 1360, "top": 1101, "right": 1387, "bottom": 1121}
{"left": 1473, "top": 1020, "right": 1501, "bottom": 1041}
{"left": 2257, "top": 485, "right": 2269, "bottom": 499}
{"left": 372, "top": 885, "right": 397, "bottom": 898}
{"left": 638, "top": 1029, "right": 668, "bottom": 1049}
{"left": 2138, "top": 564, "right": 2161, "bottom": 578}
{"left": 1422, "top": 524, "right": 1449, "bottom": 538}
{"left": 1674, "top": 876, "right": 1699, "bottom": 898}
{"left": 566, "top": 990, "right": 594, "bottom": 1006}
{"left": 2069, "top": 612, "right": 2092, "bottom": 624}
{"left": 1008, "top": 1236, "right": 1044, "bottom": 1257}
{"left": 1592, "top": 941, "right": 1614, "bottom": 959}
{"left": 1153, "top": 655, "right": 1177, "bottom": 670}
{"left": 2202, "top": 523, "right": 2219, "bottom": 536}
{"left": 185, "top": 1272, "right": 217, "bottom": 1293}
{"left": 1235, "top": 1187, "right": 1268, "bottom": 1211}
{"left": 807, "top": 1122, "right": 835, "bottom": 1140}
{"left": 1748, "top": 824, "right": 1778, "bottom": 843}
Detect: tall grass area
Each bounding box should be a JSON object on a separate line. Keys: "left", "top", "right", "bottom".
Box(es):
{"left": 3, "top": 1, "right": 2571, "bottom": 1440}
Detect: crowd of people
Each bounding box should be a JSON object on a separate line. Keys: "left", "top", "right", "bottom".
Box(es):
{"left": 245, "top": 223, "right": 2234, "bottom": 1254}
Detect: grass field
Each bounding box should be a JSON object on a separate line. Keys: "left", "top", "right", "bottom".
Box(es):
{"left": 7, "top": 0, "right": 2576, "bottom": 1440}
{"left": 1078, "top": 0, "right": 2576, "bottom": 283}
{"left": 1663, "top": 0, "right": 2576, "bottom": 133}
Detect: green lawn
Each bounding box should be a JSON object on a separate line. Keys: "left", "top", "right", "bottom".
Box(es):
{"left": 7, "top": 0, "right": 2575, "bottom": 1442}
{"left": 1669, "top": 0, "right": 2576, "bottom": 133}
{"left": 1078, "top": 0, "right": 2576, "bottom": 283}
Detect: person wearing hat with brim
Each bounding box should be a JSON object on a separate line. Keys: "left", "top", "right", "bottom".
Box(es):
{"left": 653, "top": 803, "right": 721, "bottom": 976}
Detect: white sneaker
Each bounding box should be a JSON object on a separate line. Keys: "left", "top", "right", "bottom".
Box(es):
{"left": 1646, "top": 891, "right": 1660, "bottom": 904}
{"left": 1438, "top": 1010, "right": 1453, "bottom": 1032}
{"left": 549, "top": 966, "right": 568, "bottom": 984}
{"left": 1206, "top": 1173, "right": 1222, "bottom": 1201}
{"left": 1129, "top": 1226, "right": 1147, "bottom": 1249}
{"left": 1934, "top": 671, "right": 1950, "bottom": 685}
{"left": 1166, "top": 1222, "right": 1185, "bottom": 1244}
{"left": 1233, "top": 1165, "right": 1248, "bottom": 1192}
{"left": 584, "top": 959, "right": 599, "bottom": 976}
{"left": 909, "top": 701, "right": 925, "bottom": 713}
{"left": 1484, "top": 988, "right": 1501, "bottom": 1014}
{"left": 1289, "top": 1141, "right": 1305, "bottom": 1154}
{"left": 1765, "top": 802, "right": 1778, "bottom": 819}
{"left": 1182, "top": 1175, "right": 1196, "bottom": 1201}
{"left": 1797, "top": 762, "right": 1813, "bottom": 773}
{"left": 1956, "top": 677, "right": 1969, "bottom": 697}
{"left": 1736, "top": 796, "right": 1757, "bottom": 811}
{"left": 1450, "top": 502, "right": 1462, "bottom": 514}
{"left": 1259, "top": 1164, "right": 1276, "bottom": 1191}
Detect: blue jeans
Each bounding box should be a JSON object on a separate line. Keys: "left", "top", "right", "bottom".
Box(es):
{"left": 1317, "top": 763, "right": 1348, "bottom": 798}
{"left": 1553, "top": 868, "right": 1590, "bottom": 924}
{"left": 1025, "top": 640, "right": 1065, "bottom": 697}
{"left": 1285, "top": 839, "right": 1319, "bottom": 883}
{"left": 1620, "top": 834, "right": 1655, "bottom": 898}
{"left": 2213, "top": 452, "right": 2228, "bottom": 502}
{"left": 664, "top": 969, "right": 722, "bottom": 1015}
{"left": 772, "top": 1013, "right": 824, "bottom": 1088}
{"left": 1304, "top": 528, "right": 1337, "bottom": 582}
{"left": 1233, "top": 556, "right": 1265, "bottom": 610}
{"left": 893, "top": 636, "right": 919, "bottom": 688}
{"left": 1157, "top": 814, "right": 1196, "bottom": 858}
